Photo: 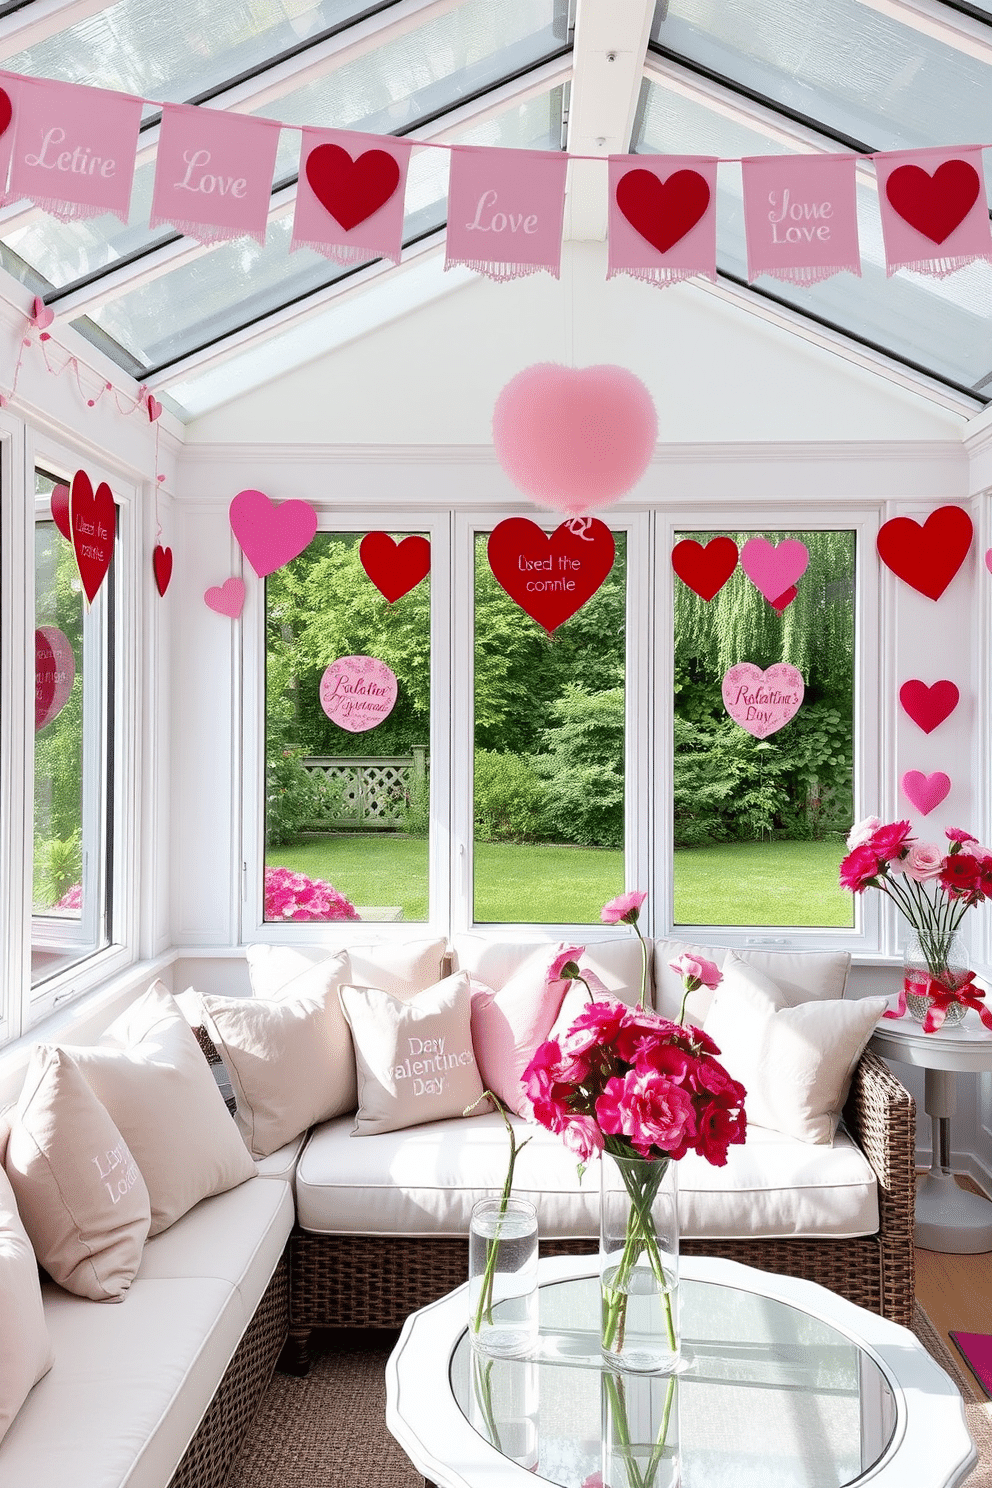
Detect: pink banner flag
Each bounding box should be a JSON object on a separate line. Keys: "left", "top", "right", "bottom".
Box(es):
{"left": 742, "top": 154, "right": 861, "bottom": 285}
{"left": 291, "top": 128, "right": 412, "bottom": 265}
{"left": 150, "top": 104, "right": 279, "bottom": 246}
{"left": 6, "top": 74, "right": 140, "bottom": 222}
{"left": 444, "top": 146, "right": 568, "bottom": 282}
{"left": 607, "top": 155, "right": 718, "bottom": 287}
{"left": 874, "top": 145, "right": 992, "bottom": 277}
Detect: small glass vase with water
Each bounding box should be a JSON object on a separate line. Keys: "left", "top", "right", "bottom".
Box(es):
{"left": 468, "top": 1195, "right": 539, "bottom": 1358}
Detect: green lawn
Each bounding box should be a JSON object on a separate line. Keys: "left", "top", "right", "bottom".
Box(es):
{"left": 267, "top": 836, "right": 851, "bottom": 927}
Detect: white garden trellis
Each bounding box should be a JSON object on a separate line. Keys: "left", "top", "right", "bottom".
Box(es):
{"left": 301, "top": 747, "right": 427, "bottom": 831}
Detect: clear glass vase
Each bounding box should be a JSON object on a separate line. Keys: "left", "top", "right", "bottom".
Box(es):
{"left": 601, "top": 1370, "right": 680, "bottom": 1488}
{"left": 468, "top": 1196, "right": 539, "bottom": 1358}
{"left": 903, "top": 929, "right": 968, "bottom": 1027}
{"left": 600, "top": 1153, "right": 680, "bottom": 1375}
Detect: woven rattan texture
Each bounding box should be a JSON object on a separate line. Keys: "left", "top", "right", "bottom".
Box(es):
{"left": 290, "top": 1052, "right": 917, "bottom": 1334}
{"left": 168, "top": 1257, "right": 289, "bottom": 1488}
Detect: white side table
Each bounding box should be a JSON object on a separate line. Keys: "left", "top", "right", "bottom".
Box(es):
{"left": 871, "top": 1011, "right": 992, "bottom": 1253}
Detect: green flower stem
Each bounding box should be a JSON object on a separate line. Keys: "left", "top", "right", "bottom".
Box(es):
{"left": 471, "top": 1353, "right": 503, "bottom": 1454}
{"left": 470, "top": 1093, "right": 532, "bottom": 1337}
{"left": 602, "top": 1158, "right": 677, "bottom": 1359}
{"left": 633, "top": 922, "right": 648, "bottom": 1009}
{"left": 603, "top": 1371, "right": 677, "bottom": 1488}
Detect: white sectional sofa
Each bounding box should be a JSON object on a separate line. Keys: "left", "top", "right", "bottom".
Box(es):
{"left": 0, "top": 932, "right": 916, "bottom": 1488}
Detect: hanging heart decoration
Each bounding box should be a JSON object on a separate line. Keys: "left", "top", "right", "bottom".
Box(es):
{"left": 885, "top": 160, "right": 981, "bottom": 244}
{"left": 35, "top": 626, "right": 75, "bottom": 732}
{"left": 769, "top": 585, "right": 798, "bottom": 612}
{"left": 153, "top": 544, "right": 173, "bottom": 596}
{"left": 899, "top": 679, "right": 959, "bottom": 734}
{"left": 50, "top": 484, "right": 71, "bottom": 542}
{"left": 146, "top": 394, "right": 162, "bottom": 422}
{"left": 739, "top": 537, "right": 809, "bottom": 605}
{"left": 229, "top": 488, "right": 318, "bottom": 578}
{"left": 359, "top": 532, "right": 430, "bottom": 602}
{"left": 69, "top": 469, "right": 116, "bottom": 604}
{"left": 985, "top": 548, "right": 992, "bottom": 575}
{"left": 876, "top": 505, "right": 973, "bottom": 600}
{"left": 204, "top": 578, "right": 246, "bottom": 618}
{"left": 305, "top": 144, "right": 401, "bottom": 231}
{"left": 487, "top": 517, "right": 616, "bottom": 633}
{"left": 31, "top": 296, "right": 53, "bottom": 330}
{"left": 722, "top": 662, "right": 804, "bottom": 739}
{"left": 671, "top": 537, "right": 738, "bottom": 601}
{"left": 0, "top": 89, "right": 11, "bottom": 141}
{"left": 615, "top": 168, "right": 711, "bottom": 254}
{"left": 492, "top": 364, "right": 656, "bottom": 514}
{"left": 901, "top": 769, "right": 951, "bottom": 816}
{"left": 319, "top": 655, "right": 398, "bottom": 733}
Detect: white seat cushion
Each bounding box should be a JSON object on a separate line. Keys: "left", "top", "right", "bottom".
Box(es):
{"left": 135, "top": 1174, "right": 293, "bottom": 1297}
{"left": 295, "top": 1112, "right": 877, "bottom": 1242}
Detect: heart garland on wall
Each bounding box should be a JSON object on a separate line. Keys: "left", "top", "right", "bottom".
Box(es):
{"left": 487, "top": 517, "right": 616, "bottom": 633}
{"left": 876, "top": 505, "right": 973, "bottom": 600}
{"left": 359, "top": 532, "right": 430, "bottom": 602}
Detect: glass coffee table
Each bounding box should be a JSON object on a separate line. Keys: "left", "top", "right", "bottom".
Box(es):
{"left": 386, "top": 1254, "right": 976, "bottom": 1488}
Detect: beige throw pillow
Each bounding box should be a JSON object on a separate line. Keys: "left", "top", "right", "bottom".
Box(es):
{"left": 703, "top": 954, "right": 888, "bottom": 1144}
{"left": 247, "top": 937, "right": 447, "bottom": 1000}
{"left": 194, "top": 949, "right": 354, "bottom": 1158}
{"left": 5, "top": 1046, "right": 151, "bottom": 1301}
{"left": 339, "top": 972, "right": 490, "bottom": 1136}
{"left": 66, "top": 982, "right": 256, "bottom": 1235}
{"left": 0, "top": 1166, "right": 53, "bottom": 1442}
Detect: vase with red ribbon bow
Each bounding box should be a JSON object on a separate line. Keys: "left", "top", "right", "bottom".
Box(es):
{"left": 901, "top": 931, "right": 971, "bottom": 1030}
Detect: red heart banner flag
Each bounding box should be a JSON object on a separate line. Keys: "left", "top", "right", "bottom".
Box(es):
{"left": 292, "top": 129, "right": 413, "bottom": 265}
{"left": 608, "top": 155, "right": 718, "bottom": 287}
{"left": 150, "top": 104, "right": 280, "bottom": 246}
{"left": 876, "top": 505, "right": 973, "bottom": 601}
{"left": 742, "top": 154, "right": 861, "bottom": 285}
{"left": 445, "top": 146, "right": 568, "bottom": 282}
{"left": 874, "top": 147, "right": 992, "bottom": 277}
{"left": 7, "top": 75, "right": 141, "bottom": 222}
{"left": 487, "top": 517, "right": 615, "bottom": 633}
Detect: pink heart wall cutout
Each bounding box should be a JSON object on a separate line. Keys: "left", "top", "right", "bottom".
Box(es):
{"left": 69, "top": 469, "right": 116, "bottom": 604}
{"left": 901, "top": 769, "right": 951, "bottom": 816}
{"left": 204, "top": 578, "right": 246, "bottom": 618}
{"left": 319, "top": 655, "right": 398, "bottom": 732}
{"left": 739, "top": 538, "right": 809, "bottom": 604}
{"left": 35, "top": 626, "right": 75, "bottom": 732}
{"left": 722, "top": 662, "right": 804, "bottom": 739}
{"left": 899, "top": 679, "right": 959, "bottom": 734}
{"left": 492, "top": 364, "right": 657, "bottom": 514}
{"left": 229, "top": 489, "right": 318, "bottom": 578}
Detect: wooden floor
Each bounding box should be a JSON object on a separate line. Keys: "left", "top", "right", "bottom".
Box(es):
{"left": 914, "top": 1173, "right": 992, "bottom": 1399}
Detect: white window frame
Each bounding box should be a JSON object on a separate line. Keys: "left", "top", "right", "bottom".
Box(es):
{"left": 654, "top": 505, "right": 884, "bottom": 956}
{"left": 242, "top": 508, "right": 452, "bottom": 945}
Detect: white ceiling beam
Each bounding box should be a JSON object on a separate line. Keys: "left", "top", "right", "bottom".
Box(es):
{"left": 564, "top": 0, "right": 654, "bottom": 241}
{"left": 0, "top": 0, "right": 113, "bottom": 60}
{"left": 44, "top": 55, "right": 570, "bottom": 321}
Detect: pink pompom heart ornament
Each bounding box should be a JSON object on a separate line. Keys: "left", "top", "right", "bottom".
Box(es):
{"left": 492, "top": 363, "right": 657, "bottom": 515}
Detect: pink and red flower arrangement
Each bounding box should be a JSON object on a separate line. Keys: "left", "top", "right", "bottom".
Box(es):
{"left": 263, "top": 866, "right": 360, "bottom": 923}
{"left": 839, "top": 818, "right": 992, "bottom": 1031}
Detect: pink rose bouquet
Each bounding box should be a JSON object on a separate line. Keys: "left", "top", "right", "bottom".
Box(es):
{"left": 263, "top": 866, "right": 360, "bottom": 922}
{"left": 839, "top": 820, "right": 992, "bottom": 1031}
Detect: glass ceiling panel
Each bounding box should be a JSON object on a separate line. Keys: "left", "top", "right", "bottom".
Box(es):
{"left": 651, "top": 0, "right": 992, "bottom": 152}
{"left": 633, "top": 76, "right": 992, "bottom": 397}
{"left": 0, "top": 0, "right": 566, "bottom": 295}
{"left": 5, "top": 0, "right": 403, "bottom": 107}
{"left": 71, "top": 87, "right": 564, "bottom": 374}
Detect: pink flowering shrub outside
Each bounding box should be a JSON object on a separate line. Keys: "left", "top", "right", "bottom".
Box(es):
{"left": 54, "top": 883, "right": 82, "bottom": 912}
{"left": 264, "top": 866, "right": 360, "bottom": 922}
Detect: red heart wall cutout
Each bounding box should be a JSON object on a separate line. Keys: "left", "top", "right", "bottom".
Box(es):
{"left": 0, "top": 89, "right": 11, "bottom": 141}
{"left": 69, "top": 469, "right": 116, "bottom": 604}
{"left": 153, "top": 544, "right": 173, "bottom": 596}
{"left": 487, "top": 517, "right": 615, "bottom": 633}
{"left": 359, "top": 532, "right": 430, "bottom": 603}
{"left": 671, "top": 537, "right": 738, "bottom": 601}
{"left": 305, "top": 144, "right": 400, "bottom": 232}
{"left": 885, "top": 159, "right": 980, "bottom": 245}
{"left": 899, "top": 679, "right": 959, "bottom": 734}
{"left": 876, "top": 505, "right": 973, "bottom": 600}
{"left": 615, "top": 168, "right": 711, "bottom": 254}
{"left": 51, "top": 484, "right": 71, "bottom": 542}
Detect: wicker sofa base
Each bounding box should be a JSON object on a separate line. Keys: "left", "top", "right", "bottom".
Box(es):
{"left": 167, "top": 1255, "right": 289, "bottom": 1488}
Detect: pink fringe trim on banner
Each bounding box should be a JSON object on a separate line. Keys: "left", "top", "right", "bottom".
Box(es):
{"left": 448, "top": 258, "right": 558, "bottom": 283}
{"left": 148, "top": 214, "right": 267, "bottom": 247}
{"left": 606, "top": 265, "right": 713, "bottom": 288}
{"left": 886, "top": 253, "right": 992, "bottom": 279}
{"left": 760, "top": 263, "right": 862, "bottom": 285}
{"left": 29, "top": 196, "right": 128, "bottom": 224}
{"left": 290, "top": 237, "right": 400, "bottom": 266}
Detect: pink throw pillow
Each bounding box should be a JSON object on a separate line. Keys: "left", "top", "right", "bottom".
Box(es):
{"left": 470, "top": 949, "right": 571, "bottom": 1115}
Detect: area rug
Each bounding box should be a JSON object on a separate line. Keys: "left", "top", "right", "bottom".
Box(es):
{"left": 226, "top": 1313, "right": 992, "bottom": 1488}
